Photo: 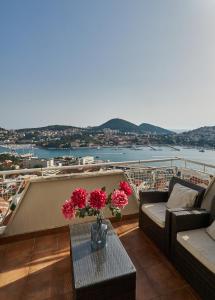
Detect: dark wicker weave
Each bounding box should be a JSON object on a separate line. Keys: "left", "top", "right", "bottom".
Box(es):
{"left": 139, "top": 177, "right": 206, "bottom": 256}
{"left": 171, "top": 203, "right": 215, "bottom": 300}
{"left": 69, "top": 220, "right": 136, "bottom": 300}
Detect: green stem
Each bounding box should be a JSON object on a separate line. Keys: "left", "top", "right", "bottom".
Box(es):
{"left": 96, "top": 211, "right": 103, "bottom": 226}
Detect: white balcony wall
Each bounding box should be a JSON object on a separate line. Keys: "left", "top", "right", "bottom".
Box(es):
{"left": 5, "top": 170, "right": 138, "bottom": 236}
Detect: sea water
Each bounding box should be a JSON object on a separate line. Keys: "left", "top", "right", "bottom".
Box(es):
{"left": 0, "top": 146, "right": 215, "bottom": 165}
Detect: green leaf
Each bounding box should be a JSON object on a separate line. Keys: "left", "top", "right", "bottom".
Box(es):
{"left": 79, "top": 208, "right": 86, "bottom": 218}
{"left": 10, "top": 203, "right": 16, "bottom": 211}
{"left": 88, "top": 209, "right": 94, "bottom": 216}
{"left": 107, "top": 194, "right": 112, "bottom": 204}
{"left": 115, "top": 211, "right": 122, "bottom": 220}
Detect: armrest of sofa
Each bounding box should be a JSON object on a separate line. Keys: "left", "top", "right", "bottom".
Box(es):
{"left": 164, "top": 208, "right": 190, "bottom": 252}
{"left": 170, "top": 209, "right": 210, "bottom": 258}
{"left": 171, "top": 209, "right": 210, "bottom": 232}
{"left": 165, "top": 208, "right": 187, "bottom": 228}
{"left": 139, "top": 191, "right": 169, "bottom": 206}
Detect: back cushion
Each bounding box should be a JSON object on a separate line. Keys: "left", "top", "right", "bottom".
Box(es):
{"left": 166, "top": 183, "right": 198, "bottom": 209}
{"left": 201, "top": 177, "right": 215, "bottom": 211}
{"left": 169, "top": 177, "right": 205, "bottom": 208}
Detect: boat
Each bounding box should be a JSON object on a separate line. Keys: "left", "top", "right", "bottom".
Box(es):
{"left": 131, "top": 145, "right": 142, "bottom": 150}
{"left": 19, "top": 153, "right": 34, "bottom": 158}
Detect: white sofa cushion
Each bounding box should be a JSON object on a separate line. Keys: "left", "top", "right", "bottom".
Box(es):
{"left": 206, "top": 221, "right": 215, "bottom": 240}
{"left": 201, "top": 177, "right": 215, "bottom": 211}
{"left": 177, "top": 228, "right": 215, "bottom": 274}
{"left": 166, "top": 183, "right": 198, "bottom": 209}
{"left": 0, "top": 226, "right": 6, "bottom": 235}
{"left": 141, "top": 202, "right": 166, "bottom": 228}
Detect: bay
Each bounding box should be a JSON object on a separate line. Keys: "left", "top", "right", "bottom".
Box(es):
{"left": 0, "top": 145, "right": 215, "bottom": 165}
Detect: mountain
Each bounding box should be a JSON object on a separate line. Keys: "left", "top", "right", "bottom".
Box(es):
{"left": 182, "top": 126, "right": 215, "bottom": 136}
{"left": 139, "top": 123, "right": 174, "bottom": 135}
{"left": 94, "top": 118, "right": 174, "bottom": 135}
{"left": 95, "top": 118, "right": 139, "bottom": 132}
{"left": 5, "top": 120, "right": 176, "bottom": 136}
{"left": 17, "top": 125, "right": 81, "bottom": 132}
{"left": 176, "top": 126, "right": 215, "bottom": 147}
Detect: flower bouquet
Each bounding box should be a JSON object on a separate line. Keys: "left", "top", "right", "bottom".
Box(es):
{"left": 62, "top": 181, "right": 132, "bottom": 249}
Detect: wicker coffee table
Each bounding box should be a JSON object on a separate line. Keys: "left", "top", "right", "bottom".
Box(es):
{"left": 69, "top": 220, "right": 136, "bottom": 300}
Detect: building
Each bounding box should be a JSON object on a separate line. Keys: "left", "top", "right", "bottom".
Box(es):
{"left": 79, "top": 156, "right": 95, "bottom": 165}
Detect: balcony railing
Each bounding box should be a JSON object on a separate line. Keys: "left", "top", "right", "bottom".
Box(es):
{"left": 0, "top": 157, "right": 214, "bottom": 225}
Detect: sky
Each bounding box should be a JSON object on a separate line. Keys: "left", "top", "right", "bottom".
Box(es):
{"left": 0, "top": 0, "right": 215, "bottom": 130}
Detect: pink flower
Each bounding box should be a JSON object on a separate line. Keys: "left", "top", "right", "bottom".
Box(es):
{"left": 89, "top": 189, "right": 107, "bottom": 210}
{"left": 71, "top": 188, "right": 87, "bottom": 208}
{"left": 62, "top": 199, "right": 75, "bottom": 219}
{"left": 119, "top": 181, "right": 132, "bottom": 196}
{"left": 111, "top": 190, "right": 128, "bottom": 209}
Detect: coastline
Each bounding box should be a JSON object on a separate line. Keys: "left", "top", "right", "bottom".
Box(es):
{"left": 1, "top": 144, "right": 215, "bottom": 166}
{"left": 0, "top": 143, "right": 214, "bottom": 151}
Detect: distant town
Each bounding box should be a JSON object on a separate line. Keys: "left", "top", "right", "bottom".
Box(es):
{"left": 0, "top": 118, "right": 214, "bottom": 171}
{"left": 0, "top": 118, "right": 214, "bottom": 149}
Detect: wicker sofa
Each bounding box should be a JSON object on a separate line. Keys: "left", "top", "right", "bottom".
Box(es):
{"left": 170, "top": 197, "right": 215, "bottom": 300}
{"left": 139, "top": 176, "right": 206, "bottom": 256}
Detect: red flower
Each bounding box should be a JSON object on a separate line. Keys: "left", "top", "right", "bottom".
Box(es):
{"left": 89, "top": 189, "right": 107, "bottom": 210}
{"left": 71, "top": 188, "right": 87, "bottom": 208}
{"left": 119, "top": 181, "right": 132, "bottom": 196}
{"left": 62, "top": 199, "right": 75, "bottom": 219}
{"left": 111, "top": 190, "right": 128, "bottom": 209}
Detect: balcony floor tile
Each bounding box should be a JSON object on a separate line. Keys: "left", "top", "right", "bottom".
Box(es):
{"left": 0, "top": 218, "right": 200, "bottom": 300}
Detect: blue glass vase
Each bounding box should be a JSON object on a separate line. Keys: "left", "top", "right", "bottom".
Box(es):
{"left": 91, "top": 216, "right": 108, "bottom": 250}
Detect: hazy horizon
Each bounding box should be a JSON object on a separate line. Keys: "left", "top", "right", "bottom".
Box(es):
{"left": 0, "top": 1, "right": 215, "bottom": 130}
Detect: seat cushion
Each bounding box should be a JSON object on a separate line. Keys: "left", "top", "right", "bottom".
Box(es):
{"left": 166, "top": 183, "right": 198, "bottom": 209}
{"left": 206, "top": 220, "right": 215, "bottom": 240}
{"left": 141, "top": 202, "right": 166, "bottom": 228}
{"left": 177, "top": 228, "right": 215, "bottom": 274}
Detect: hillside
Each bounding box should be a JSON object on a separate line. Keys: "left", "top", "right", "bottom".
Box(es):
{"left": 183, "top": 126, "right": 215, "bottom": 135}
{"left": 139, "top": 123, "right": 174, "bottom": 135}
{"left": 94, "top": 118, "right": 174, "bottom": 135}
{"left": 11, "top": 119, "right": 175, "bottom": 135}
{"left": 176, "top": 126, "right": 215, "bottom": 147}
{"left": 95, "top": 118, "right": 139, "bottom": 132}
{"left": 17, "top": 125, "right": 81, "bottom": 132}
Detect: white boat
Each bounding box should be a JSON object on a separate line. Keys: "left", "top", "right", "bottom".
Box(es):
{"left": 19, "top": 153, "right": 34, "bottom": 158}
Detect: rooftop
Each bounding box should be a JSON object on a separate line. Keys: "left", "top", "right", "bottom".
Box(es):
{"left": 0, "top": 218, "right": 200, "bottom": 300}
